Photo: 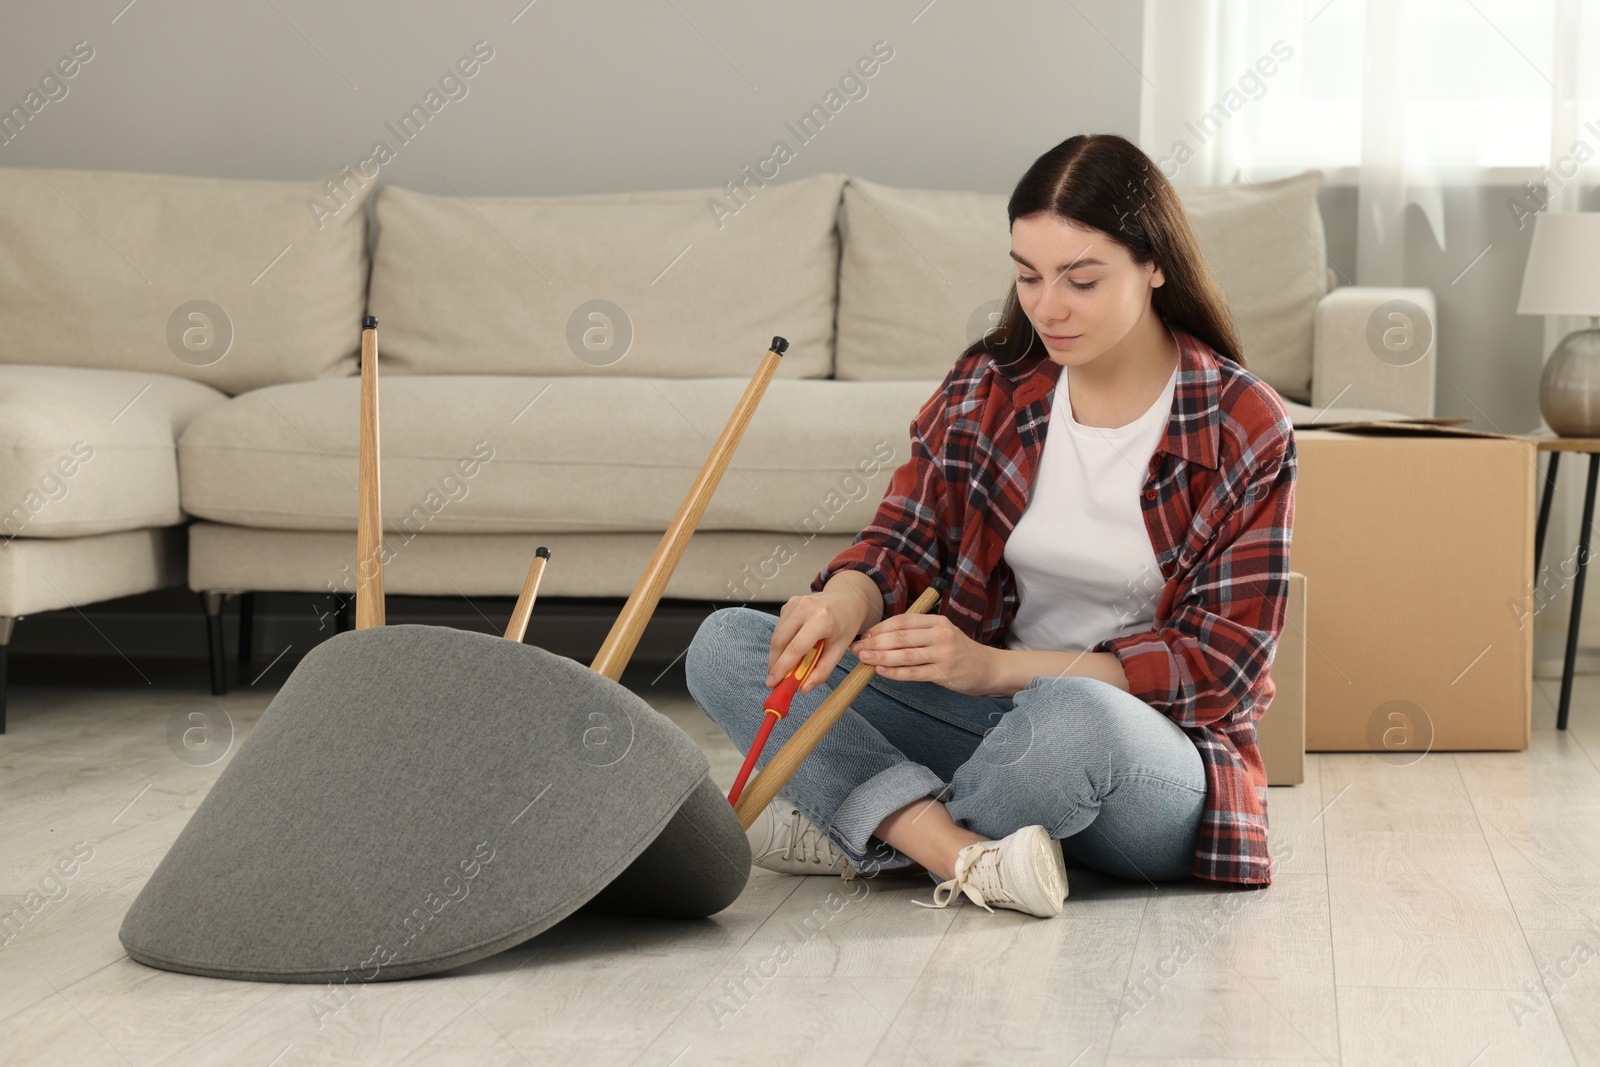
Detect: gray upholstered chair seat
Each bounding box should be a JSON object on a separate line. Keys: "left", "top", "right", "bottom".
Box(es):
{"left": 120, "top": 624, "right": 750, "bottom": 982}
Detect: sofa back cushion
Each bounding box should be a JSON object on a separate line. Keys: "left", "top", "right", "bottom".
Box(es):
{"left": 366, "top": 173, "right": 845, "bottom": 379}
{"left": 834, "top": 175, "right": 1013, "bottom": 383}
{"left": 0, "top": 165, "right": 371, "bottom": 395}
{"left": 834, "top": 170, "right": 1328, "bottom": 400}
{"left": 1178, "top": 169, "right": 1327, "bottom": 401}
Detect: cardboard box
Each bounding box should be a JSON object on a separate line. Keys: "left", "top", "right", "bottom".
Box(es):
{"left": 1260, "top": 571, "right": 1306, "bottom": 785}
{"left": 1290, "top": 424, "right": 1534, "bottom": 752}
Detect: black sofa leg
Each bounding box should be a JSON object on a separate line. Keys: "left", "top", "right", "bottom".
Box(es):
{"left": 0, "top": 616, "right": 12, "bottom": 735}
{"left": 201, "top": 591, "right": 227, "bottom": 696}
{"left": 238, "top": 592, "right": 254, "bottom": 669}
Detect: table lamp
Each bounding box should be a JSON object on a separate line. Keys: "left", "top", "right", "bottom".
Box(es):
{"left": 1521, "top": 211, "right": 1600, "bottom": 436}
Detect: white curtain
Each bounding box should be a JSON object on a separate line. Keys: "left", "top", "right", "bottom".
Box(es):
{"left": 1545, "top": 0, "right": 1600, "bottom": 363}
{"left": 1139, "top": 0, "right": 1595, "bottom": 290}
{"left": 1352, "top": 0, "right": 1446, "bottom": 287}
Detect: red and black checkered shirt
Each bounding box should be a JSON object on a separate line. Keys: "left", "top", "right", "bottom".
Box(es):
{"left": 811, "top": 325, "right": 1296, "bottom": 887}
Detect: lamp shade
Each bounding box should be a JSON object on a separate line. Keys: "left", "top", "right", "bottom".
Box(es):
{"left": 1518, "top": 211, "right": 1600, "bottom": 317}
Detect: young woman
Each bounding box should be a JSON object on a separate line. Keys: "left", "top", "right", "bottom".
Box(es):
{"left": 684, "top": 133, "right": 1295, "bottom": 919}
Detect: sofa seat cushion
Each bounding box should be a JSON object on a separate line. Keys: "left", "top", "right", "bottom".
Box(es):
{"left": 0, "top": 526, "right": 185, "bottom": 617}
{"left": 366, "top": 173, "right": 844, "bottom": 380}
{"left": 178, "top": 374, "right": 939, "bottom": 534}
{"left": 1, "top": 365, "right": 226, "bottom": 538}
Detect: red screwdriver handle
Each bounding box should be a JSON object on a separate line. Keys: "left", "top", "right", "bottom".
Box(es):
{"left": 728, "top": 638, "right": 827, "bottom": 806}
{"left": 764, "top": 638, "right": 826, "bottom": 716}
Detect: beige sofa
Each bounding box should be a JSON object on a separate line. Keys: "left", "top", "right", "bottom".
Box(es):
{"left": 0, "top": 164, "right": 371, "bottom": 726}
{"left": 0, "top": 163, "right": 1435, "bottom": 726}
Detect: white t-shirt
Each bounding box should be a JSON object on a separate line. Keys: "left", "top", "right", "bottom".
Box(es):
{"left": 1002, "top": 359, "right": 1180, "bottom": 652}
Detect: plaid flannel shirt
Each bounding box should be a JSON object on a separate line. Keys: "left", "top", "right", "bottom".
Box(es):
{"left": 810, "top": 326, "right": 1296, "bottom": 887}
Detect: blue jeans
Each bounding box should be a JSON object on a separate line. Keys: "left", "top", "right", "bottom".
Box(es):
{"left": 684, "top": 606, "right": 1207, "bottom": 884}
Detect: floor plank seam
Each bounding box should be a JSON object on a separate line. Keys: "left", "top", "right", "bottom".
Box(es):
{"left": 1318, "top": 755, "right": 1346, "bottom": 1067}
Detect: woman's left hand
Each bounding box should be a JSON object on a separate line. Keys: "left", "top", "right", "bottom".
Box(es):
{"left": 848, "top": 614, "right": 998, "bottom": 697}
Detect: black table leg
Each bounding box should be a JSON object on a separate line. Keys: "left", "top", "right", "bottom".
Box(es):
{"left": 1557, "top": 453, "right": 1598, "bottom": 731}
{"left": 1536, "top": 451, "right": 1560, "bottom": 578}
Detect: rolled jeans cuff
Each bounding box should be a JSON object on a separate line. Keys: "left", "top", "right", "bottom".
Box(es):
{"left": 825, "top": 761, "right": 948, "bottom": 874}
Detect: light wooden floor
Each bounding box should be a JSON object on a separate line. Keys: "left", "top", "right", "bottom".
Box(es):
{"left": 2, "top": 661, "right": 1598, "bottom": 1067}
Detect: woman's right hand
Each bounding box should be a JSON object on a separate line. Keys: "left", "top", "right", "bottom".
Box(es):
{"left": 765, "top": 589, "right": 873, "bottom": 696}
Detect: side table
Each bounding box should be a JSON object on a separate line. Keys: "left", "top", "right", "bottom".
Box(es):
{"left": 1528, "top": 433, "right": 1600, "bottom": 730}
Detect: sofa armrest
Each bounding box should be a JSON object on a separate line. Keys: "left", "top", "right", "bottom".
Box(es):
{"left": 1311, "top": 286, "right": 1437, "bottom": 418}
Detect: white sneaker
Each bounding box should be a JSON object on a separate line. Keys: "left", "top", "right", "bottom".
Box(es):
{"left": 913, "top": 824, "right": 1068, "bottom": 918}
{"left": 746, "top": 800, "right": 857, "bottom": 879}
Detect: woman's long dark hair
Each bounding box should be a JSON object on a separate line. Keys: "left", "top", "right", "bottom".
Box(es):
{"left": 962, "top": 133, "right": 1246, "bottom": 371}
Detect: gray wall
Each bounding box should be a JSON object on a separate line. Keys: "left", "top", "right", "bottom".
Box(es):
{"left": 0, "top": 0, "right": 1139, "bottom": 193}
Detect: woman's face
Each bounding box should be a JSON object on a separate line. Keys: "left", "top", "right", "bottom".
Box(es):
{"left": 1009, "top": 212, "right": 1163, "bottom": 367}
